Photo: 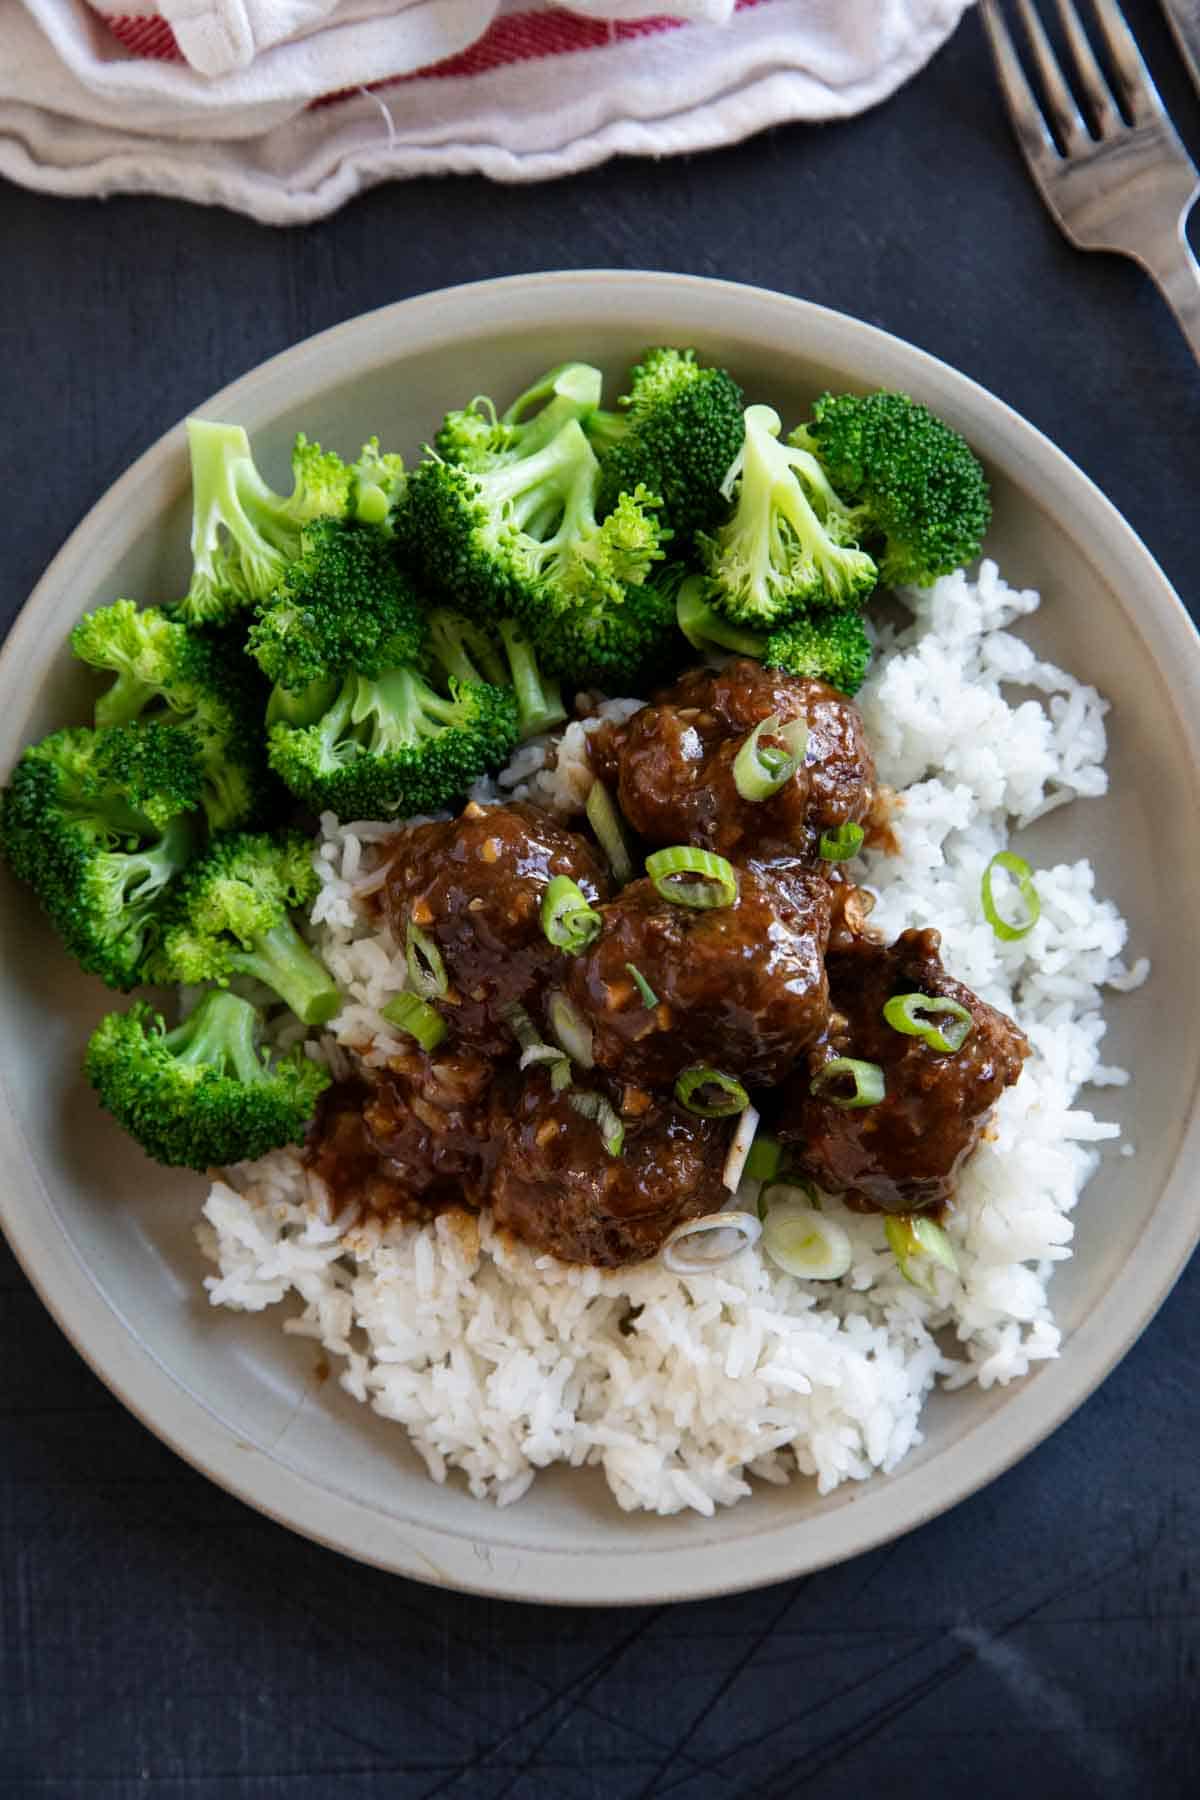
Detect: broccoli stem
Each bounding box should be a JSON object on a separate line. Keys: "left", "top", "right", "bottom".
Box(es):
{"left": 497, "top": 619, "right": 566, "bottom": 739}
{"left": 428, "top": 612, "right": 507, "bottom": 687}
{"left": 95, "top": 674, "right": 161, "bottom": 731}
{"left": 228, "top": 917, "right": 341, "bottom": 1026}
{"left": 502, "top": 364, "right": 604, "bottom": 457}
{"left": 676, "top": 575, "right": 766, "bottom": 657}
{"left": 164, "top": 989, "right": 264, "bottom": 1084}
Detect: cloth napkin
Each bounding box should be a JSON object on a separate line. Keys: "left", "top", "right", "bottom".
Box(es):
{"left": 0, "top": 0, "right": 972, "bottom": 223}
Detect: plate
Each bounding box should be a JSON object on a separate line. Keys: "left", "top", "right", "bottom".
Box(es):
{"left": 2, "top": 272, "right": 1199, "bottom": 1605}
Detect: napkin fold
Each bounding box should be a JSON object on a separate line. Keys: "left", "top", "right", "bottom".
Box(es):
{"left": 0, "top": 0, "right": 973, "bottom": 223}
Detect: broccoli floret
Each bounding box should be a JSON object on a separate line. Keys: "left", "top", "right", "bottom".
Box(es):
{"left": 248, "top": 517, "right": 426, "bottom": 696}
{"left": 157, "top": 830, "right": 340, "bottom": 1026}
{"left": 84, "top": 991, "right": 330, "bottom": 1170}
{"left": 401, "top": 417, "right": 616, "bottom": 623}
{"left": 267, "top": 666, "right": 518, "bottom": 821}
{"left": 675, "top": 574, "right": 872, "bottom": 695}
{"left": 592, "top": 348, "right": 746, "bottom": 542}
{"left": 699, "top": 405, "right": 879, "bottom": 627}
{"left": 529, "top": 492, "right": 678, "bottom": 688}
{"left": 288, "top": 432, "right": 355, "bottom": 521}
{"left": 70, "top": 599, "right": 270, "bottom": 832}
{"left": 349, "top": 438, "right": 406, "bottom": 528}
{"left": 792, "top": 391, "right": 991, "bottom": 586}
{"left": 0, "top": 724, "right": 198, "bottom": 989}
{"left": 427, "top": 610, "right": 566, "bottom": 741}
{"left": 434, "top": 363, "right": 604, "bottom": 469}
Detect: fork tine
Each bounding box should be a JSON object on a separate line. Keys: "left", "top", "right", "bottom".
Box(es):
{"left": 981, "top": 0, "right": 1061, "bottom": 176}
{"left": 1082, "top": 0, "right": 1169, "bottom": 126}
{"left": 1053, "top": 0, "right": 1122, "bottom": 135}
{"left": 1015, "top": 0, "right": 1090, "bottom": 151}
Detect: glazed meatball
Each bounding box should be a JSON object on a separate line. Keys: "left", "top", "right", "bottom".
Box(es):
{"left": 777, "top": 928, "right": 1029, "bottom": 1215}
{"left": 591, "top": 660, "right": 875, "bottom": 860}
{"left": 564, "top": 862, "right": 832, "bottom": 1089}
{"left": 382, "top": 801, "right": 610, "bottom": 1054}
{"left": 488, "top": 1070, "right": 728, "bottom": 1266}
{"left": 306, "top": 1048, "right": 498, "bottom": 1222}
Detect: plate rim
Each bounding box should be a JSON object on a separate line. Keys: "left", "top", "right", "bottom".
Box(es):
{"left": 3, "top": 269, "right": 1199, "bottom": 1605}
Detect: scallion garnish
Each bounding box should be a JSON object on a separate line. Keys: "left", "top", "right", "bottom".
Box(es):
{"left": 819, "top": 820, "right": 865, "bottom": 861}
{"left": 625, "top": 963, "right": 658, "bottom": 1009}
{"left": 502, "top": 1001, "right": 542, "bottom": 1053}
{"left": 541, "top": 875, "right": 602, "bottom": 954}
{"left": 405, "top": 921, "right": 448, "bottom": 999}
{"left": 675, "top": 1065, "right": 750, "bottom": 1118}
{"left": 761, "top": 1202, "right": 852, "bottom": 1281}
{"left": 745, "top": 1135, "right": 783, "bottom": 1184}
{"left": 661, "top": 1209, "right": 762, "bottom": 1275}
{"left": 568, "top": 1090, "right": 625, "bottom": 1157}
{"left": 883, "top": 992, "right": 974, "bottom": 1054}
{"left": 810, "top": 1056, "right": 885, "bottom": 1108}
{"left": 550, "top": 1057, "right": 573, "bottom": 1093}
{"left": 885, "top": 1214, "right": 960, "bottom": 1292}
{"left": 732, "top": 713, "right": 809, "bottom": 803}
{"left": 757, "top": 1177, "right": 821, "bottom": 1221}
{"left": 381, "top": 990, "right": 446, "bottom": 1053}
{"left": 645, "top": 846, "right": 738, "bottom": 910}
{"left": 586, "top": 780, "right": 634, "bottom": 886}
{"left": 981, "top": 850, "right": 1041, "bottom": 941}
{"left": 547, "top": 990, "right": 595, "bottom": 1069}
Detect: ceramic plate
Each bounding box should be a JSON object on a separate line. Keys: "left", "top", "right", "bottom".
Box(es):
{"left": 2, "top": 273, "right": 1198, "bottom": 1604}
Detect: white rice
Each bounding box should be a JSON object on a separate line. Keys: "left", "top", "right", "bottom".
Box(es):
{"left": 198, "top": 560, "right": 1147, "bottom": 1514}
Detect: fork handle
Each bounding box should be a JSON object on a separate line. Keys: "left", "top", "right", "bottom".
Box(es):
{"left": 1139, "top": 215, "right": 1200, "bottom": 368}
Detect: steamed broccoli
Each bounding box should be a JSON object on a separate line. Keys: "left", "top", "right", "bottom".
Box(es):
{"left": 591, "top": 348, "right": 746, "bottom": 541}
{"left": 346, "top": 438, "right": 407, "bottom": 528}
{"left": 70, "top": 599, "right": 270, "bottom": 832}
{"left": 529, "top": 492, "right": 679, "bottom": 689}
{"left": 699, "top": 405, "right": 879, "bottom": 627}
{"left": 434, "top": 363, "right": 604, "bottom": 469}
{"left": 84, "top": 990, "right": 330, "bottom": 1170}
{"left": 427, "top": 610, "right": 566, "bottom": 740}
{"left": 248, "top": 517, "right": 426, "bottom": 696}
{"left": 267, "top": 666, "right": 518, "bottom": 820}
{"left": 0, "top": 724, "right": 199, "bottom": 989}
{"left": 675, "top": 573, "right": 872, "bottom": 695}
{"left": 157, "top": 830, "right": 340, "bottom": 1026}
{"left": 792, "top": 391, "right": 991, "bottom": 587}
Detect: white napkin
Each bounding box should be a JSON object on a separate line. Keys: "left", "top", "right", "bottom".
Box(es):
{"left": 0, "top": 0, "right": 973, "bottom": 223}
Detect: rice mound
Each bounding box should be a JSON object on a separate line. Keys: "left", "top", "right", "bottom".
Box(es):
{"left": 197, "top": 561, "right": 1147, "bottom": 1516}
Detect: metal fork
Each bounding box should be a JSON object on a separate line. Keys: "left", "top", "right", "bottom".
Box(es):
{"left": 982, "top": 0, "right": 1200, "bottom": 364}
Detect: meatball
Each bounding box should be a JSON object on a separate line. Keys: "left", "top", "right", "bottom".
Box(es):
{"left": 565, "top": 862, "right": 832, "bottom": 1089}
{"left": 306, "top": 1048, "right": 498, "bottom": 1222}
{"left": 488, "top": 1070, "right": 728, "bottom": 1266}
{"left": 592, "top": 660, "right": 875, "bottom": 860}
{"left": 777, "top": 928, "right": 1029, "bottom": 1215}
{"left": 382, "top": 801, "right": 610, "bottom": 1054}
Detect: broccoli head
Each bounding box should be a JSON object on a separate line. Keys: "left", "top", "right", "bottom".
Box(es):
{"left": 70, "top": 599, "right": 271, "bottom": 832}
{"left": 0, "top": 723, "right": 198, "bottom": 989}
{"left": 267, "top": 665, "right": 518, "bottom": 821}
{"left": 157, "top": 829, "right": 340, "bottom": 1027}
{"left": 699, "top": 404, "right": 879, "bottom": 627}
{"left": 793, "top": 391, "right": 991, "bottom": 586}
{"left": 85, "top": 991, "right": 330, "bottom": 1170}
{"left": 675, "top": 573, "right": 872, "bottom": 695}
{"left": 248, "top": 517, "right": 426, "bottom": 695}
{"left": 592, "top": 348, "right": 746, "bottom": 542}
{"left": 427, "top": 610, "right": 566, "bottom": 741}
{"left": 529, "top": 493, "right": 679, "bottom": 690}
{"left": 434, "top": 363, "right": 604, "bottom": 469}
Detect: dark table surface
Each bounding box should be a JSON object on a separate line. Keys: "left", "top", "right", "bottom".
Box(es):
{"left": 4, "top": 3, "right": 1200, "bottom": 1795}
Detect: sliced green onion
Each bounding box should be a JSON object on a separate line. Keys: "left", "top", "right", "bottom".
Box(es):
{"left": 625, "top": 963, "right": 658, "bottom": 1009}
{"left": 519, "top": 1042, "right": 566, "bottom": 1070}
{"left": 723, "top": 1103, "right": 761, "bottom": 1192}
{"left": 885, "top": 1214, "right": 960, "bottom": 1293}
{"left": 381, "top": 991, "right": 446, "bottom": 1053}
{"left": 732, "top": 713, "right": 809, "bottom": 803}
{"left": 645, "top": 846, "right": 738, "bottom": 910}
{"left": 981, "top": 850, "right": 1041, "bottom": 942}
{"left": 502, "top": 1001, "right": 541, "bottom": 1053}
{"left": 586, "top": 779, "right": 635, "bottom": 886}
{"left": 405, "top": 921, "right": 448, "bottom": 999}
{"left": 762, "top": 1202, "right": 852, "bottom": 1281}
{"left": 760, "top": 1179, "right": 821, "bottom": 1215}
{"left": 745, "top": 1135, "right": 784, "bottom": 1184}
{"left": 883, "top": 992, "right": 974, "bottom": 1054}
{"left": 541, "top": 875, "right": 602, "bottom": 954}
{"left": 819, "top": 820, "right": 865, "bottom": 861}
{"left": 547, "top": 990, "right": 595, "bottom": 1069}
{"left": 550, "top": 1057, "right": 573, "bottom": 1093}
{"left": 662, "top": 1209, "right": 762, "bottom": 1275}
{"left": 568, "top": 1089, "right": 625, "bottom": 1157}
{"left": 810, "top": 1057, "right": 885, "bottom": 1109}
{"left": 675, "top": 1065, "right": 750, "bottom": 1118}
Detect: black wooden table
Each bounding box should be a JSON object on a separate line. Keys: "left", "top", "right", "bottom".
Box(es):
{"left": 4, "top": 5, "right": 1200, "bottom": 1795}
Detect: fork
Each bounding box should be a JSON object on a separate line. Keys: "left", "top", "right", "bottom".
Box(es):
{"left": 982, "top": 0, "right": 1200, "bottom": 364}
